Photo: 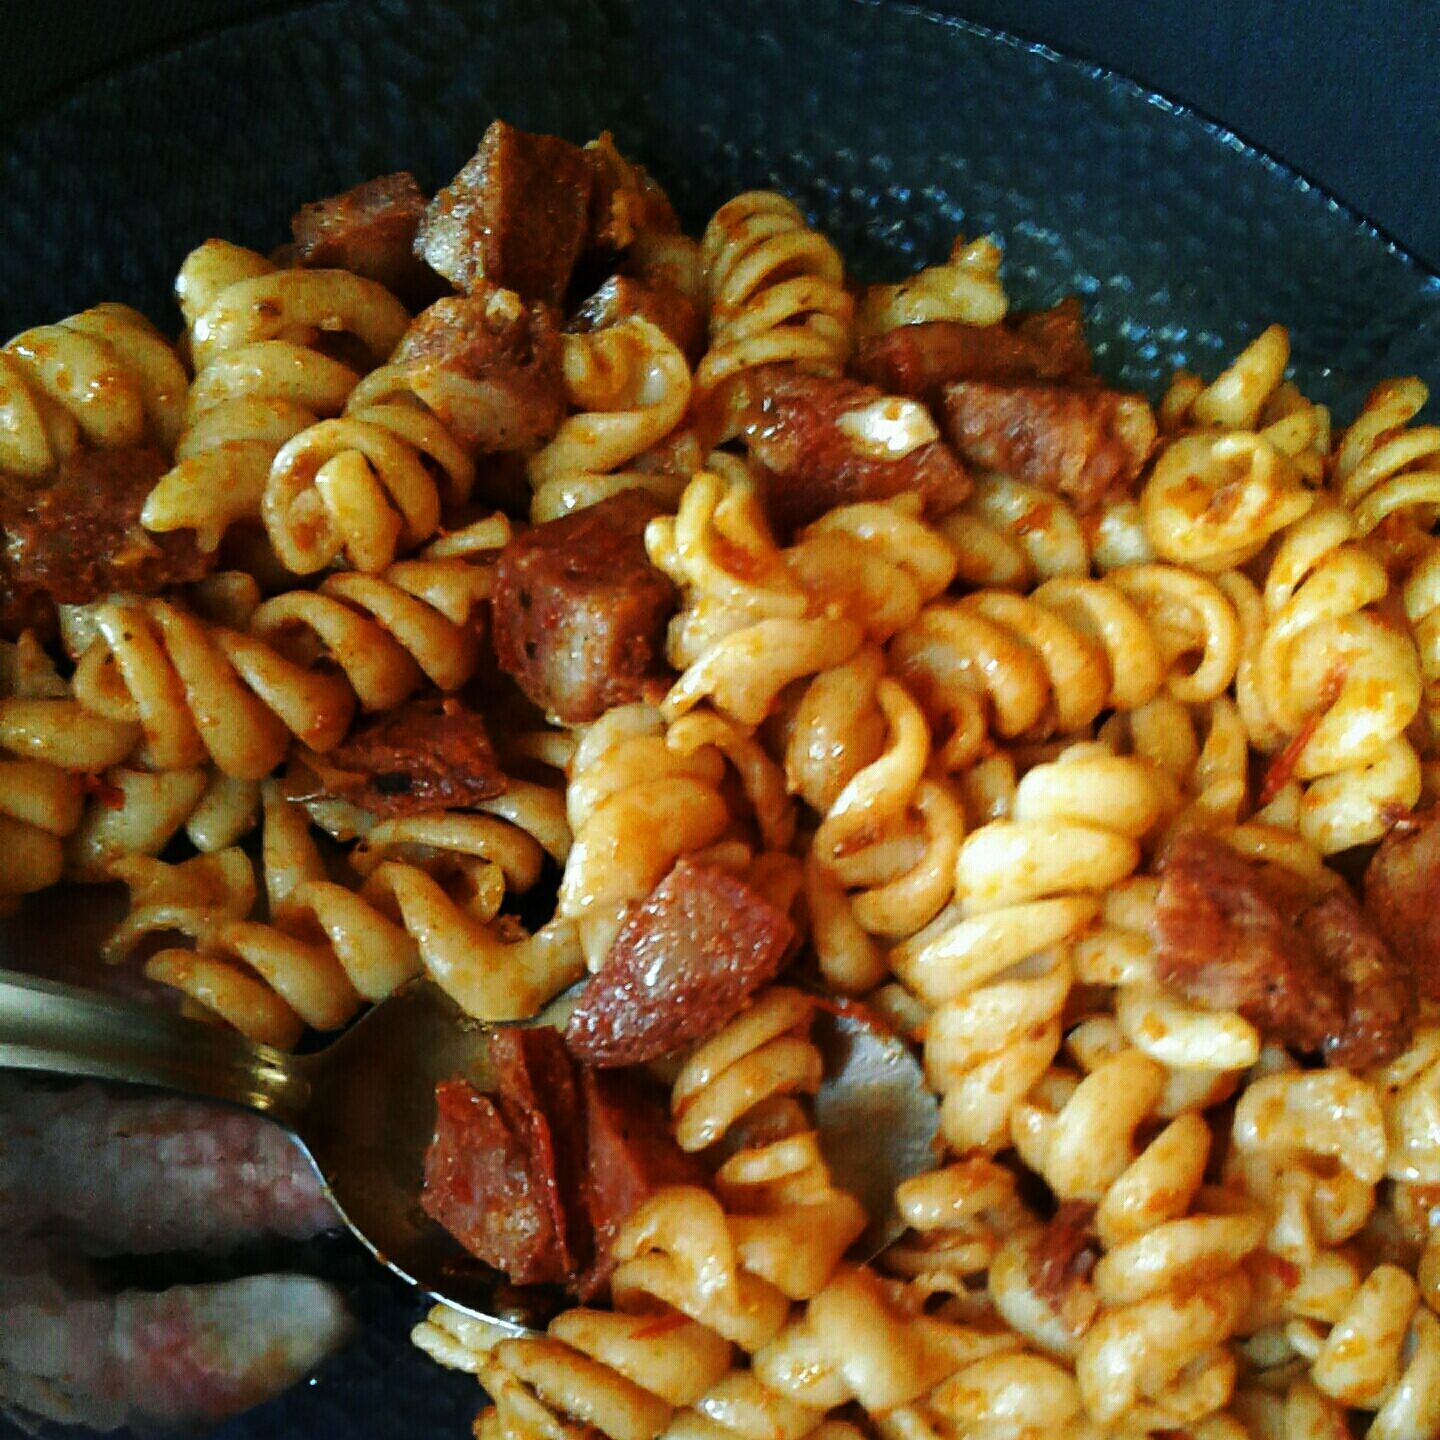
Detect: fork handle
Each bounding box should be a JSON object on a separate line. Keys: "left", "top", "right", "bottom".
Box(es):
{"left": 0, "top": 968, "right": 308, "bottom": 1123}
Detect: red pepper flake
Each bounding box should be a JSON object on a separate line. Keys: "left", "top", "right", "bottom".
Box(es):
{"left": 1257, "top": 668, "right": 1346, "bottom": 806}
{"left": 806, "top": 992, "right": 896, "bottom": 1038}
{"left": 629, "top": 1311, "right": 689, "bottom": 1340}
{"left": 80, "top": 773, "right": 126, "bottom": 809}
{"left": 1012, "top": 501, "right": 1054, "bottom": 536}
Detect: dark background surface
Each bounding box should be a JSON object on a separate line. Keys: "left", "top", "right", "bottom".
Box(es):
{"left": 1, "top": 0, "right": 1438, "bottom": 271}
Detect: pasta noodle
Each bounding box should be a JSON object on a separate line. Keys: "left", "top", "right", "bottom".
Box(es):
{"left": 103, "top": 780, "right": 579, "bottom": 1047}
{"left": 527, "top": 316, "right": 693, "bottom": 521}
{"left": 1252, "top": 501, "right": 1423, "bottom": 850}
{"left": 0, "top": 303, "right": 186, "bottom": 480}
{"left": 140, "top": 240, "right": 400, "bottom": 555}
{"left": 695, "top": 191, "right": 853, "bottom": 435}
{"left": 66, "top": 518, "right": 506, "bottom": 779}
{"left": 890, "top": 745, "right": 1164, "bottom": 1153}
{"left": 890, "top": 565, "right": 1240, "bottom": 770}
{"left": 0, "top": 634, "right": 138, "bottom": 905}
{"left": 855, "top": 235, "right": 1009, "bottom": 336}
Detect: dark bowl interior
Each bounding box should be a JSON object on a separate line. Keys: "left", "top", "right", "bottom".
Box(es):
{"left": 2, "top": 0, "right": 1438, "bottom": 1436}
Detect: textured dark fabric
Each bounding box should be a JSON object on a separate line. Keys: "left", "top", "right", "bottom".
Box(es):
{"left": 0, "top": 5, "right": 1437, "bottom": 1439}
{"left": 2, "top": 1, "right": 1438, "bottom": 269}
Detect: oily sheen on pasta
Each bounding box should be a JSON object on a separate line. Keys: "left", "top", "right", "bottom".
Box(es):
{"left": 3, "top": 116, "right": 1439, "bottom": 1439}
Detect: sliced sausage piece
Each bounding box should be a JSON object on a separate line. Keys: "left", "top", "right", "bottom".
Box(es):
{"left": 1299, "top": 891, "right": 1414, "bottom": 1070}
{"left": 1029, "top": 1200, "right": 1099, "bottom": 1312}
{"left": 0, "top": 447, "right": 214, "bottom": 607}
{"left": 290, "top": 171, "right": 440, "bottom": 307}
{"left": 392, "top": 288, "right": 565, "bottom": 452}
{"left": 584, "top": 133, "right": 679, "bottom": 252}
{"left": 491, "top": 1028, "right": 591, "bottom": 1281}
{"left": 1154, "top": 832, "right": 1346, "bottom": 1055}
{"left": 1367, "top": 808, "right": 1440, "bottom": 1004}
{"left": 419, "top": 1077, "right": 569, "bottom": 1285}
{"left": 307, "top": 695, "right": 506, "bottom": 819}
{"left": 491, "top": 492, "right": 676, "bottom": 724}
{"left": 741, "top": 369, "right": 972, "bottom": 534}
{"left": 943, "top": 380, "right": 1156, "bottom": 511}
{"left": 415, "top": 121, "right": 593, "bottom": 306}
{"left": 1011, "top": 300, "right": 1094, "bottom": 381}
{"left": 569, "top": 275, "right": 704, "bottom": 364}
{"left": 566, "top": 860, "right": 796, "bottom": 1066}
{"left": 851, "top": 299, "right": 1093, "bottom": 404}
{"left": 578, "top": 1067, "right": 707, "bottom": 1300}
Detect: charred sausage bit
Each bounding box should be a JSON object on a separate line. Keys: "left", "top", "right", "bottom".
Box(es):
{"left": 421, "top": 1034, "right": 701, "bottom": 1298}
{"left": 392, "top": 288, "right": 565, "bottom": 452}
{"left": 577, "top": 1067, "right": 706, "bottom": 1300}
{"left": 309, "top": 695, "right": 506, "bottom": 820}
{"left": 569, "top": 275, "right": 704, "bottom": 365}
{"left": 0, "top": 447, "right": 215, "bottom": 608}
{"left": 1029, "top": 1200, "right": 1099, "bottom": 1313}
{"left": 584, "top": 133, "right": 680, "bottom": 253}
{"left": 490, "top": 1029, "right": 592, "bottom": 1281}
{"left": 740, "top": 369, "right": 972, "bottom": 534}
{"left": 1154, "top": 832, "right": 1344, "bottom": 1055}
{"left": 491, "top": 491, "right": 676, "bottom": 724}
{"left": 290, "top": 171, "right": 441, "bottom": 307}
{"left": 420, "top": 1077, "right": 570, "bottom": 1285}
{"left": 415, "top": 121, "right": 593, "bottom": 306}
{"left": 851, "top": 298, "right": 1094, "bottom": 404}
{"left": 1155, "top": 831, "right": 1412, "bottom": 1067}
{"left": 1300, "top": 890, "right": 1415, "bottom": 1070}
{"left": 1367, "top": 806, "right": 1440, "bottom": 1004}
{"left": 565, "top": 859, "right": 797, "bottom": 1066}
{"left": 942, "top": 380, "right": 1156, "bottom": 511}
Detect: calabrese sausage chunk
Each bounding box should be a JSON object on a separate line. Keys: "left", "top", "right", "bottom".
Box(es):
{"left": 1154, "top": 831, "right": 1412, "bottom": 1068}
{"left": 415, "top": 121, "right": 593, "bottom": 306}
{"left": 420, "top": 1029, "right": 700, "bottom": 1298}
{"left": 491, "top": 492, "right": 676, "bottom": 724}
{"left": 851, "top": 298, "right": 1094, "bottom": 404}
{"left": 740, "top": 368, "right": 971, "bottom": 534}
{"left": 0, "top": 446, "right": 215, "bottom": 612}
{"left": 308, "top": 695, "right": 506, "bottom": 819}
{"left": 291, "top": 171, "right": 440, "bottom": 307}
{"left": 391, "top": 287, "right": 565, "bottom": 453}
{"left": 565, "top": 859, "right": 796, "bottom": 1066}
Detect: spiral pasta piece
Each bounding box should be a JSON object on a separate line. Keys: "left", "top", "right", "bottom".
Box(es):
{"left": 557, "top": 703, "right": 775, "bottom": 970}
{"left": 1331, "top": 377, "right": 1440, "bottom": 755}
{"left": 143, "top": 240, "right": 408, "bottom": 554}
{"left": 1251, "top": 501, "right": 1422, "bottom": 850}
{"left": 527, "top": 316, "right": 693, "bottom": 521}
{"left": 103, "top": 779, "right": 579, "bottom": 1047}
{"left": 890, "top": 746, "right": 1164, "bottom": 1152}
{"left": 1007, "top": 1049, "right": 1265, "bottom": 1430}
{"left": 806, "top": 675, "right": 963, "bottom": 946}
{"left": 695, "top": 191, "right": 853, "bottom": 432}
{"left": 936, "top": 472, "right": 1094, "bottom": 591}
{"left": 855, "top": 235, "right": 1009, "bottom": 336}
{"left": 68, "top": 518, "right": 507, "bottom": 779}
{"left": 0, "top": 302, "right": 186, "bottom": 480}
{"left": 648, "top": 469, "right": 866, "bottom": 726}
{"left": 0, "top": 633, "right": 139, "bottom": 905}
{"left": 1159, "top": 324, "right": 1331, "bottom": 483}
{"left": 890, "top": 565, "right": 1241, "bottom": 770}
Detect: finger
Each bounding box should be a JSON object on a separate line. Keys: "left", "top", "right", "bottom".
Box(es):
{"left": 0, "top": 1077, "right": 335, "bottom": 1255}
{"left": 0, "top": 1260, "right": 350, "bottom": 1431}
